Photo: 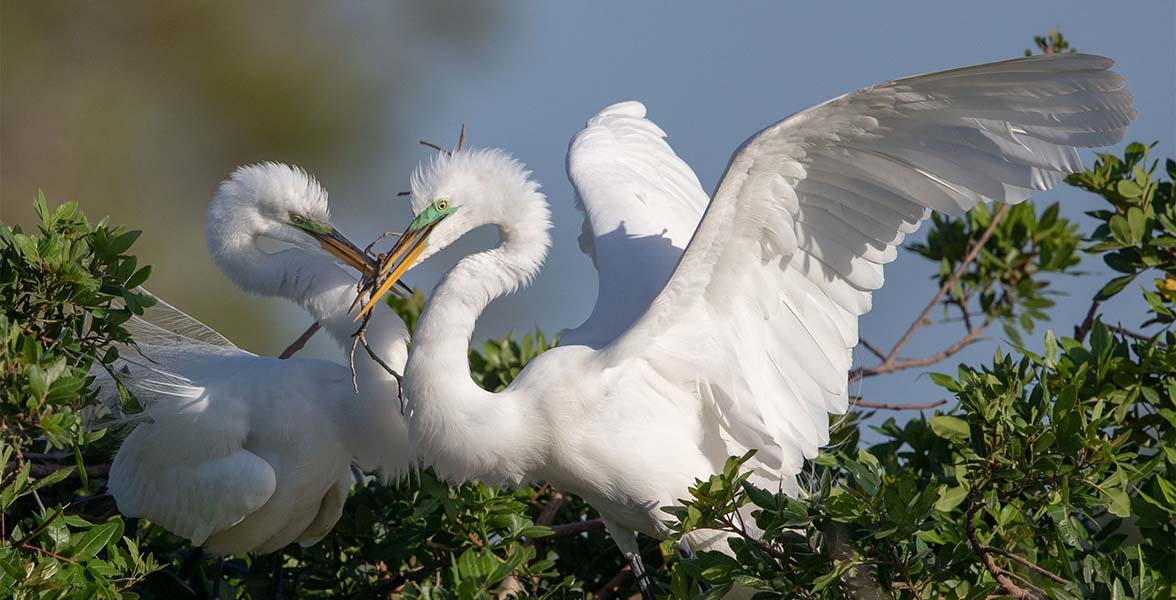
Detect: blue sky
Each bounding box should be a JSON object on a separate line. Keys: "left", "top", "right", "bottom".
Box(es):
{"left": 298, "top": 1, "right": 1175, "bottom": 412}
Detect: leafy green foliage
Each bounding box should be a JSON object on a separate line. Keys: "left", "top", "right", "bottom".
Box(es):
{"left": 666, "top": 147, "right": 1176, "bottom": 599}
{"left": 1, "top": 196, "right": 157, "bottom": 598}
{"left": 1068, "top": 142, "right": 1176, "bottom": 318}
{"left": 910, "top": 201, "right": 1082, "bottom": 345}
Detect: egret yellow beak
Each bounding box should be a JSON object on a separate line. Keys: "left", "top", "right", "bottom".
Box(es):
{"left": 307, "top": 227, "right": 413, "bottom": 299}
{"left": 353, "top": 221, "right": 439, "bottom": 320}
{"left": 311, "top": 228, "right": 374, "bottom": 273}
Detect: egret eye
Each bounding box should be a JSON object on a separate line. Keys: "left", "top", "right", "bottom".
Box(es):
{"left": 290, "top": 214, "right": 306, "bottom": 225}
{"left": 435, "top": 199, "right": 449, "bottom": 211}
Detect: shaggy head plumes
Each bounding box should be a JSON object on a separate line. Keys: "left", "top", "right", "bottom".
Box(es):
{"left": 406, "top": 148, "right": 552, "bottom": 265}
{"left": 206, "top": 163, "right": 333, "bottom": 259}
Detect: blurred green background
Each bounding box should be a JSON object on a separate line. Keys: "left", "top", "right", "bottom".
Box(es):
{"left": 1, "top": 1, "right": 505, "bottom": 353}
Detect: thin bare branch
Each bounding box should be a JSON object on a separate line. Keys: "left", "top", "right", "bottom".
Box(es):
{"left": 535, "top": 492, "right": 565, "bottom": 527}
{"left": 278, "top": 322, "right": 321, "bottom": 359}
{"left": 419, "top": 139, "right": 451, "bottom": 155}
{"left": 882, "top": 204, "right": 1009, "bottom": 366}
{"left": 1073, "top": 300, "right": 1101, "bottom": 343}
{"left": 859, "top": 338, "right": 887, "bottom": 361}
{"left": 364, "top": 230, "right": 402, "bottom": 256}
{"left": 543, "top": 517, "right": 605, "bottom": 540}
{"left": 851, "top": 324, "right": 987, "bottom": 382}
{"left": 966, "top": 500, "right": 1042, "bottom": 600}
{"left": 593, "top": 564, "right": 632, "bottom": 600}
{"left": 982, "top": 545, "right": 1069, "bottom": 585}
{"left": 852, "top": 398, "right": 947, "bottom": 411}
{"left": 457, "top": 123, "right": 467, "bottom": 152}
{"left": 1107, "top": 323, "right": 1163, "bottom": 343}
{"left": 27, "top": 462, "right": 110, "bottom": 479}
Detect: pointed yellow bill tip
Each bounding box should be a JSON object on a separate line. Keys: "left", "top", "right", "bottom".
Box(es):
{"left": 354, "top": 240, "right": 429, "bottom": 321}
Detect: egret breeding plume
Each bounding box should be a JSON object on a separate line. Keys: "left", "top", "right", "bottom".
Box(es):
{"left": 102, "top": 164, "right": 412, "bottom": 555}
{"left": 357, "top": 54, "right": 1135, "bottom": 595}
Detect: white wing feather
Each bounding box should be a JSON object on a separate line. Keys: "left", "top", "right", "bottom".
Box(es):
{"left": 603, "top": 54, "right": 1134, "bottom": 480}
{"left": 105, "top": 345, "right": 359, "bottom": 554}
{"left": 106, "top": 348, "right": 277, "bottom": 547}
{"left": 562, "top": 101, "right": 710, "bottom": 347}
{"left": 123, "top": 288, "right": 239, "bottom": 350}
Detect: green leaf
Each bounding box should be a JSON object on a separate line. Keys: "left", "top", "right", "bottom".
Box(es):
{"left": 125, "top": 265, "right": 152, "bottom": 289}
{"left": 1108, "top": 215, "right": 1132, "bottom": 244}
{"left": 930, "top": 415, "right": 970, "bottom": 441}
{"left": 1095, "top": 274, "right": 1137, "bottom": 301}
{"left": 1101, "top": 486, "right": 1131, "bottom": 518}
{"left": 928, "top": 372, "right": 958, "bottom": 391}
{"left": 741, "top": 480, "right": 776, "bottom": 509}
{"left": 70, "top": 520, "right": 122, "bottom": 561}
{"left": 107, "top": 230, "right": 142, "bottom": 255}
{"left": 30, "top": 467, "right": 75, "bottom": 492}
{"left": 1044, "top": 330, "right": 1058, "bottom": 368}
{"left": 935, "top": 485, "right": 969, "bottom": 512}
{"left": 1126, "top": 206, "right": 1146, "bottom": 242}
{"left": 1117, "top": 179, "right": 1143, "bottom": 199}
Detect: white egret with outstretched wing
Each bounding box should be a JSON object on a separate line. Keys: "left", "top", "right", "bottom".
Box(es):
{"left": 356, "top": 54, "right": 1135, "bottom": 597}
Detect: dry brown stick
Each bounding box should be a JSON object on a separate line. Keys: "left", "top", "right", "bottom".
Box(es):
{"left": 859, "top": 338, "right": 887, "bottom": 361}
{"left": 28, "top": 463, "right": 110, "bottom": 479}
{"left": 1073, "top": 300, "right": 1101, "bottom": 343}
{"left": 981, "top": 546, "right": 1069, "bottom": 585}
{"left": 966, "top": 501, "right": 1040, "bottom": 600}
{"left": 851, "top": 324, "right": 988, "bottom": 382}
{"left": 278, "top": 322, "right": 321, "bottom": 359}
{"left": 21, "top": 543, "right": 79, "bottom": 565}
{"left": 543, "top": 517, "right": 605, "bottom": 540}
{"left": 881, "top": 204, "right": 1009, "bottom": 367}
{"left": 535, "top": 492, "right": 565, "bottom": 527}
{"left": 1107, "top": 324, "right": 1160, "bottom": 343}
{"left": 364, "top": 230, "right": 401, "bottom": 256}
{"left": 593, "top": 564, "right": 632, "bottom": 600}
{"left": 852, "top": 398, "right": 947, "bottom": 411}
{"left": 419, "top": 139, "right": 451, "bottom": 155}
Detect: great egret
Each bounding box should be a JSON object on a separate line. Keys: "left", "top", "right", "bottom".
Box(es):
{"left": 357, "top": 54, "right": 1135, "bottom": 596}
{"left": 104, "top": 163, "right": 412, "bottom": 555}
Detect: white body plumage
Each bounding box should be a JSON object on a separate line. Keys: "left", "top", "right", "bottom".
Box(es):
{"left": 103, "top": 164, "right": 411, "bottom": 555}
{"left": 379, "top": 54, "right": 1135, "bottom": 566}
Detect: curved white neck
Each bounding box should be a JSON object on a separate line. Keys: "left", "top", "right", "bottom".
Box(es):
{"left": 405, "top": 216, "right": 551, "bottom": 486}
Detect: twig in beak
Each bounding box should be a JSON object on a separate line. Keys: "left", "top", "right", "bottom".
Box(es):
{"left": 457, "top": 124, "right": 467, "bottom": 152}
{"left": 364, "top": 230, "right": 402, "bottom": 256}
{"left": 347, "top": 307, "right": 406, "bottom": 408}
{"left": 419, "top": 139, "right": 451, "bottom": 156}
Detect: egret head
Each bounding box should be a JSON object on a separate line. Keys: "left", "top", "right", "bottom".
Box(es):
{"left": 207, "top": 163, "right": 373, "bottom": 275}
{"left": 356, "top": 148, "right": 547, "bottom": 318}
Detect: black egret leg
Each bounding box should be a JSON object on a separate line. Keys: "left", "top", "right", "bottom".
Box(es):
{"left": 272, "top": 552, "right": 284, "bottom": 600}
{"left": 210, "top": 557, "right": 224, "bottom": 599}
{"left": 605, "top": 520, "right": 655, "bottom": 600}
{"left": 628, "top": 552, "right": 655, "bottom": 600}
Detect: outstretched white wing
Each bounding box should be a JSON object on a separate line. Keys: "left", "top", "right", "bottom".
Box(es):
{"left": 603, "top": 54, "right": 1134, "bottom": 478}
{"left": 562, "top": 101, "right": 710, "bottom": 348}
